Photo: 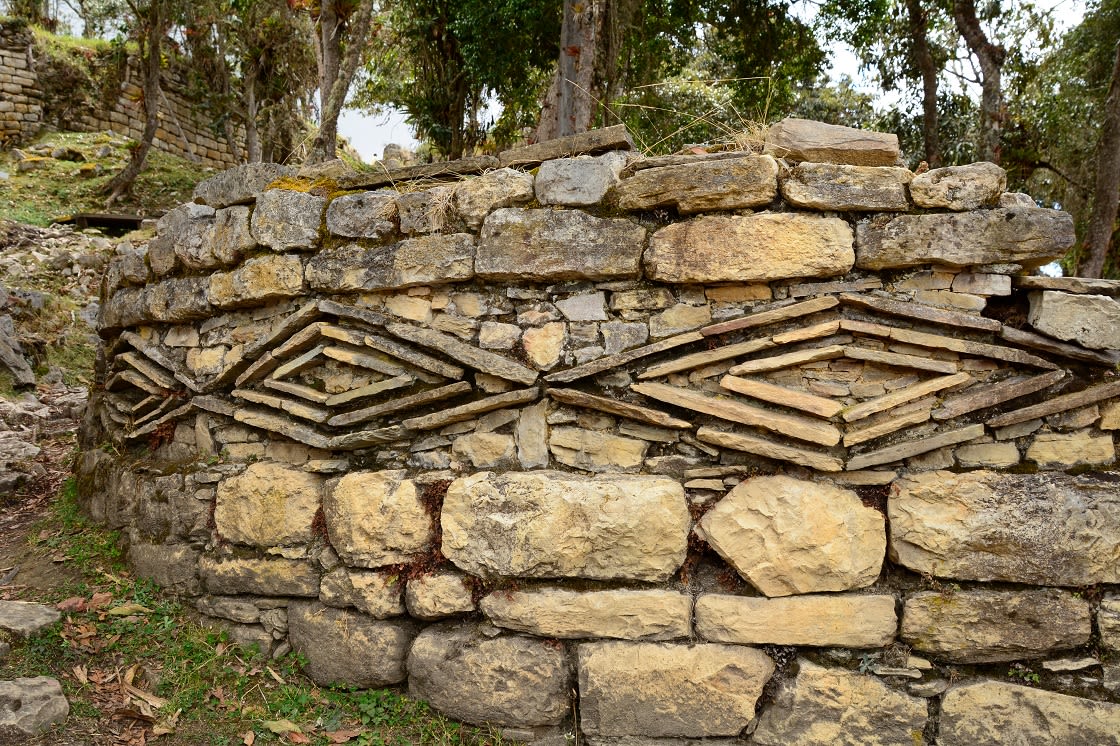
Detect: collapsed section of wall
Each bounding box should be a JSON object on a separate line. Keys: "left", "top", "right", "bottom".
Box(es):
{"left": 79, "top": 121, "right": 1120, "bottom": 744}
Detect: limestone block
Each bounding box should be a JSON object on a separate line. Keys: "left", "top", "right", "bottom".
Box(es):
{"left": 780, "top": 163, "right": 911, "bottom": 211}
{"left": 1028, "top": 290, "right": 1120, "bottom": 350}
{"left": 549, "top": 427, "right": 647, "bottom": 472}
{"left": 325, "top": 190, "right": 397, "bottom": 239}
{"left": 148, "top": 202, "right": 215, "bottom": 273}
{"left": 105, "top": 249, "right": 149, "bottom": 291}
{"left": 208, "top": 254, "right": 304, "bottom": 309}
{"left": 1100, "top": 595, "right": 1120, "bottom": 650}
{"left": 951, "top": 272, "right": 1011, "bottom": 296}
{"left": 199, "top": 556, "right": 319, "bottom": 597}
{"left": 481, "top": 588, "right": 691, "bottom": 640}
{"left": 696, "top": 475, "right": 885, "bottom": 596}
{"left": 889, "top": 470, "right": 1120, "bottom": 584}
{"left": 909, "top": 161, "right": 1006, "bottom": 210}
{"left": 477, "top": 208, "right": 646, "bottom": 281}
{"left": 954, "top": 442, "right": 1020, "bottom": 468}
{"left": 902, "top": 588, "right": 1090, "bottom": 663}
{"left": 0, "top": 677, "right": 69, "bottom": 738}
{"left": 452, "top": 431, "right": 516, "bottom": 468}
{"left": 578, "top": 641, "right": 773, "bottom": 738}
{"left": 144, "top": 277, "right": 211, "bottom": 322}
{"left": 196, "top": 596, "right": 261, "bottom": 624}
{"left": 556, "top": 291, "right": 608, "bottom": 321}
{"left": 408, "top": 623, "right": 569, "bottom": 727}
{"left": 398, "top": 186, "right": 453, "bottom": 234}
{"left": 250, "top": 189, "right": 325, "bottom": 251}
{"left": 695, "top": 593, "right": 897, "bottom": 647}
{"left": 648, "top": 303, "right": 710, "bottom": 337}
{"left": 764, "top": 118, "right": 900, "bottom": 166}
{"left": 601, "top": 321, "right": 648, "bottom": 354}
{"left": 752, "top": 659, "right": 927, "bottom": 746}
{"left": 323, "top": 470, "right": 434, "bottom": 568}
{"left": 0, "top": 601, "right": 60, "bottom": 637}
{"left": 516, "top": 399, "right": 550, "bottom": 469}
{"left": 645, "top": 213, "right": 854, "bottom": 283}
{"left": 306, "top": 234, "right": 475, "bottom": 291}
{"left": 319, "top": 567, "right": 405, "bottom": 618}
{"left": 405, "top": 571, "right": 476, "bottom": 620}
{"left": 478, "top": 321, "right": 521, "bottom": 350}
{"left": 192, "top": 163, "right": 293, "bottom": 207}
{"left": 609, "top": 287, "right": 676, "bottom": 311}
{"left": 1102, "top": 401, "right": 1120, "bottom": 430}
{"left": 1026, "top": 430, "right": 1115, "bottom": 468}
{"left": 441, "top": 471, "right": 689, "bottom": 581}
{"left": 856, "top": 208, "right": 1075, "bottom": 270}
{"left": 214, "top": 462, "right": 321, "bottom": 547}
{"left": 522, "top": 322, "right": 566, "bottom": 369}
{"left": 127, "top": 542, "right": 200, "bottom": 595}
{"left": 615, "top": 155, "right": 778, "bottom": 213}
{"left": 209, "top": 205, "right": 256, "bottom": 265}
{"left": 288, "top": 601, "right": 416, "bottom": 687}
{"left": 939, "top": 681, "right": 1120, "bottom": 746}
{"left": 535, "top": 151, "right": 627, "bottom": 206}
{"left": 454, "top": 167, "right": 535, "bottom": 229}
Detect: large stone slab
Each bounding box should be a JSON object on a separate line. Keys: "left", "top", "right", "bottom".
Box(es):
{"left": 1028, "top": 290, "right": 1120, "bottom": 350}
{"left": 325, "top": 190, "right": 397, "bottom": 239}
{"left": 319, "top": 567, "right": 405, "bottom": 618}
{"left": 695, "top": 593, "right": 896, "bottom": 647}
{"left": 193, "top": 163, "right": 294, "bottom": 207}
{"left": 535, "top": 151, "right": 627, "bottom": 206}
{"left": 889, "top": 470, "right": 1120, "bottom": 584}
{"left": 696, "top": 475, "right": 885, "bottom": 596}
{"left": 939, "top": 681, "right": 1120, "bottom": 746}
{"left": 408, "top": 623, "right": 569, "bottom": 727}
{"left": 0, "top": 601, "right": 60, "bottom": 637}
{"left": 441, "top": 471, "right": 689, "bottom": 581}
{"left": 323, "top": 470, "right": 434, "bottom": 568}
{"left": 548, "top": 426, "right": 648, "bottom": 472}
{"left": 752, "top": 660, "right": 927, "bottom": 746}
{"left": 0, "top": 677, "right": 69, "bottom": 738}
{"left": 909, "top": 161, "right": 1006, "bottom": 210}
{"left": 481, "top": 588, "right": 691, "bottom": 640}
{"left": 199, "top": 556, "right": 320, "bottom": 597}
{"left": 453, "top": 167, "right": 535, "bottom": 228}
{"left": 856, "top": 208, "right": 1075, "bottom": 270}
{"left": 615, "top": 155, "right": 778, "bottom": 214}
{"left": 288, "top": 601, "right": 416, "bottom": 687}
{"left": 214, "top": 462, "right": 321, "bottom": 547}
{"left": 250, "top": 189, "right": 326, "bottom": 251}
{"left": 148, "top": 202, "right": 215, "bottom": 274}
{"left": 578, "top": 641, "right": 774, "bottom": 738}
{"left": 208, "top": 254, "right": 304, "bottom": 309}
{"left": 477, "top": 208, "right": 646, "bottom": 281}
{"left": 780, "top": 163, "right": 911, "bottom": 211}
{"left": 644, "top": 213, "right": 854, "bottom": 283}
{"left": 764, "top": 117, "right": 900, "bottom": 166}
{"left": 901, "top": 588, "right": 1090, "bottom": 663}
{"left": 306, "top": 234, "right": 475, "bottom": 291}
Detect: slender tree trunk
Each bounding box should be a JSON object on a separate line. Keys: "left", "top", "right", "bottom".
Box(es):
{"left": 307, "top": 0, "right": 375, "bottom": 164}
{"left": 907, "top": 0, "right": 941, "bottom": 167}
{"left": 103, "top": 0, "right": 163, "bottom": 205}
{"left": 1079, "top": 42, "right": 1120, "bottom": 278}
{"left": 535, "top": 0, "right": 604, "bottom": 141}
{"left": 244, "top": 67, "right": 261, "bottom": 163}
{"left": 953, "top": 0, "right": 1005, "bottom": 163}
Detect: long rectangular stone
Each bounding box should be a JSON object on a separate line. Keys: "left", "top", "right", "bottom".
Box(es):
{"left": 272, "top": 321, "right": 330, "bottom": 358}
{"left": 402, "top": 387, "right": 540, "bottom": 431}
{"left": 545, "top": 332, "right": 703, "bottom": 383}
{"left": 933, "top": 369, "right": 1067, "bottom": 421}
{"left": 120, "top": 331, "right": 201, "bottom": 392}
{"left": 846, "top": 424, "right": 985, "bottom": 470}
{"left": 696, "top": 426, "right": 843, "bottom": 472}
{"left": 339, "top": 154, "right": 499, "bottom": 189}
{"left": 316, "top": 299, "right": 388, "bottom": 329}
{"left": 842, "top": 372, "right": 972, "bottom": 422}
{"left": 700, "top": 296, "right": 839, "bottom": 337}
{"left": 262, "top": 378, "right": 332, "bottom": 404}
{"left": 788, "top": 277, "right": 883, "bottom": 298}
{"left": 985, "top": 380, "right": 1120, "bottom": 428}
{"left": 499, "top": 124, "right": 633, "bottom": 167}
{"left": 726, "top": 345, "right": 846, "bottom": 375}
{"left": 771, "top": 320, "right": 841, "bottom": 345}
{"left": 118, "top": 352, "right": 178, "bottom": 390}
{"left": 633, "top": 382, "right": 841, "bottom": 446}
{"left": 115, "top": 369, "right": 164, "bottom": 396}
{"left": 844, "top": 345, "right": 959, "bottom": 374}
{"left": 839, "top": 321, "right": 1058, "bottom": 369}
{"left": 840, "top": 292, "right": 1001, "bottom": 332}
{"left": 362, "top": 333, "right": 463, "bottom": 380}
{"left": 324, "top": 375, "right": 414, "bottom": 407}
{"left": 696, "top": 594, "right": 897, "bottom": 648}
{"left": 844, "top": 407, "right": 932, "bottom": 447}
{"left": 329, "top": 425, "right": 410, "bottom": 450}
{"left": 127, "top": 402, "right": 193, "bottom": 439}
{"left": 386, "top": 323, "right": 537, "bottom": 385}
{"left": 234, "top": 350, "right": 279, "bottom": 386}
{"left": 719, "top": 375, "right": 842, "bottom": 418}
{"left": 233, "top": 388, "right": 331, "bottom": 423}
{"left": 269, "top": 344, "right": 327, "bottom": 379}
{"left": 1012, "top": 275, "right": 1120, "bottom": 295}
{"left": 548, "top": 388, "right": 691, "bottom": 429}
{"left": 322, "top": 344, "right": 410, "bottom": 377}
{"left": 639, "top": 338, "right": 775, "bottom": 379}
{"left": 328, "top": 381, "right": 472, "bottom": 427}
{"left": 999, "top": 326, "right": 1120, "bottom": 367}
{"left": 232, "top": 406, "right": 331, "bottom": 448}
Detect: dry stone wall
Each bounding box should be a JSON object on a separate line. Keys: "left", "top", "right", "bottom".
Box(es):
{"left": 78, "top": 120, "right": 1120, "bottom": 744}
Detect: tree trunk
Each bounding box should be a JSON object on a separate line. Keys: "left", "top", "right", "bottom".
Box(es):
{"left": 307, "top": 0, "right": 375, "bottom": 164}
{"left": 1079, "top": 42, "right": 1120, "bottom": 278}
{"left": 244, "top": 67, "right": 261, "bottom": 163}
{"left": 907, "top": 0, "right": 941, "bottom": 167}
{"left": 535, "top": 0, "right": 604, "bottom": 141}
{"left": 102, "top": 0, "right": 163, "bottom": 205}
{"left": 953, "top": 0, "right": 1005, "bottom": 163}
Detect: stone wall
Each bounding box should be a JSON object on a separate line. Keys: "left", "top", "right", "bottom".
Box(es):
{"left": 77, "top": 120, "right": 1120, "bottom": 744}
{"left": 0, "top": 20, "right": 238, "bottom": 168}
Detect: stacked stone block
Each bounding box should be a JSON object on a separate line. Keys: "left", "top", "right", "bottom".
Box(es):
{"left": 78, "top": 120, "right": 1120, "bottom": 744}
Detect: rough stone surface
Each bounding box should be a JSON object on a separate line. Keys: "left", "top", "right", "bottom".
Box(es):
{"left": 0, "top": 601, "right": 60, "bottom": 637}
{"left": 323, "top": 470, "right": 434, "bottom": 568}
{"left": 695, "top": 593, "right": 897, "bottom": 647}
{"left": 149, "top": 202, "right": 215, "bottom": 274}
{"left": 1028, "top": 290, "right": 1120, "bottom": 350}
{"left": 1100, "top": 595, "right": 1120, "bottom": 650}
{"left": 325, "top": 190, "right": 397, "bottom": 239}
{"left": 909, "top": 161, "right": 1006, "bottom": 210}
{"left": 780, "top": 163, "right": 911, "bottom": 211}
{"left": 889, "top": 470, "right": 1120, "bottom": 584}
{"left": 128, "top": 542, "right": 201, "bottom": 595}
{"left": 856, "top": 208, "right": 1075, "bottom": 270}
{"left": 454, "top": 167, "right": 535, "bottom": 229}
{"left": 452, "top": 431, "right": 517, "bottom": 468}
{"left": 208, "top": 254, "right": 304, "bottom": 308}
{"left": 288, "top": 601, "right": 416, "bottom": 687}
{"left": 405, "top": 571, "right": 476, "bottom": 620}
{"left": 548, "top": 427, "right": 648, "bottom": 472}
{"left": 193, "top": 163, "right": 293, "bottom": 207}
{"left": 250, "top": 189, "right": 326, "bottom": 251}
{"left": 214, "top": 462, "right": 321, "bottom": 547}
{"left": 615, "top": 155, "right": 778, "bottom": 213}
{"left": 477, "top": 208, "right": 646, "bottom": 281}
{"left": 578, "top": 641, "right": 774, "bottom": 738}
{"left": 535, "top": 151, "right": 627, "bottom": 206}
{"left": 319, "top": 567, "right": 405, "bottom": 618}
{"left": 481, "top": 588, "right": 691, "bottom": 640}
{"left": 901, "top": 588, "right": 1090, "bottom": 663}
{"left": 522, "top": 322, "right": 566, "bottom": 369}
{"left": 0, "top": 677, "right": 69, "bottom": 738}
{"left": 696, "top": 475, "right": 885, "bottom": 596}
{"left": 764, "top": 118, "right": 900, "bottom": 166}
{"left": 645, "top": 214, "right": 854, "bottom": 283}
{"left": 199, "top": 557, "right": 320, "bottom": 597}
{"left": 939, "top": 681, "right": 1120, "bottom": 746}
{"left": 752, "top": 659, "right": 927, "bottom": 746}
{"left": 408, "top": 623, "right": 569, "bottom": 727}
{"left": 306, "top": 234, "right": 475, "bottom": 291}
{"left": 441, "top": 471, "right": 689, "bottom": 581}
{"left": 209, "top": 205, "right": 256, "bottom": 265}
{"left": 1026, "top": 430, "right": 1115, "bottom": 468}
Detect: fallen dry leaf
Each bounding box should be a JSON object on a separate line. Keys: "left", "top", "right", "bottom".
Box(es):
{"left": 324, "top": 729, "right": 363, "bottom": 744}
{"left": 57, "top": 596, "right": 86, "bottom": 612}
{"left": 263, "top": 719, "right": 302, "bottom": 735}
{"left": 151, "top": 708, "right": 181, "bottom": 737}
{"left": 72, "top": 664, "right": 89, "bottom": 685}
{"left": 106, "top": 602, "right": 152, "bottom": 616}
{"left": 89, "top": 591, "right": 114, "bottom": 610}
{"left": 286, "top": 733, "right": 311, "bottom": 744}
{"left": 265, "top": 666, "right": 286, "bottom": 684}
{"left": 241, "top": 732, "right": 255, "bottom": 746}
